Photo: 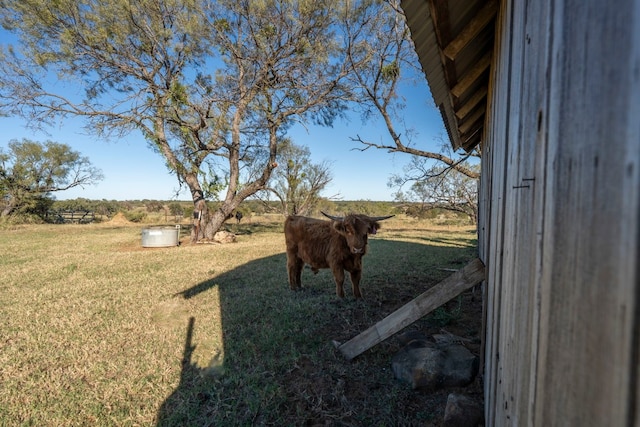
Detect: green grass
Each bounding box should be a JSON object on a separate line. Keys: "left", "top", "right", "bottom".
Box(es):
{"left": 0, "top": 216, "right": 478, "bottom": 426}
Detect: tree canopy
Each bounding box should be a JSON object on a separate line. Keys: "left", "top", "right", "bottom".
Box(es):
{"left": 0, "top": 139, "right": 103, "bottom": 217}
{"left": 0, "top": 0, "right": 479, "bottom": 233}
{"left": 0, "top": 0, "right": 385, "bottom": 238}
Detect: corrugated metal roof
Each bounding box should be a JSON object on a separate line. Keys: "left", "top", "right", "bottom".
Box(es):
{"left": 401, "top": 0, "right": 497, "bottom": 152}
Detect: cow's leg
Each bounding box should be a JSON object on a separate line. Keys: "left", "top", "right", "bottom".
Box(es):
{"left": 287, "top": 254, "right": 304, "bottom": 290}
{"left": 349, "top": 270, "right": 363, "bottom": 298}
{"left": 332, "top": 267, "right": 346, "bottom": 298}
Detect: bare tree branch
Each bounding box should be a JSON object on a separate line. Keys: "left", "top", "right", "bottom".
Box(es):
{"left": 351, "top": 134, "right": 480, "bottom": 179}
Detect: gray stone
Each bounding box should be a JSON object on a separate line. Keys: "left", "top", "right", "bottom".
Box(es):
{"left": 441, "top": 344, "right": 479, "bottom": 387}
{"left": 443, "top": 393, "right": 483, "bottom": 427}
{"left": 391, "top": 340, "right": 478, "bottom": 390}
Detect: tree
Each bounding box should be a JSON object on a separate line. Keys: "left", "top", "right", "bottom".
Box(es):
{"left": 260, "top": 139, "right": 334, "bottom": 216}
{"left": 392, "top": 160, "right": 479, "bottom": 224}
{"left": 344, "top": 1, "right": 481, "bottom": 197}
{"left": 388, "top": 140, "right": 480, "bottom": 223}
{"left": 0, "top": 139, "right": 103, "bottom": 217}
{"left": 168, "top": 202, "right": 184, "bottom": 217}
{"left": 0, "top": 0, "right": 382, "bottom": 241}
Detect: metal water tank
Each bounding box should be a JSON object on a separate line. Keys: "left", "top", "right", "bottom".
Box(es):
{"left": 141, "top": 225, "right": 181, "bottom": 247}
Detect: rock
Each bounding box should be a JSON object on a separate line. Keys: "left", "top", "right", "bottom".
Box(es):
{"left": 392, "top": 345, "right": 442, "bottom": 390}
{"left": 441, "top": 344, "right": 479, "bottom": 387}
{"left": 213, "top": 230, "right": 237, "bottom": 243}
{"left": 443, "top": 393, "right": 483, "bottom": 427}
{"left": 391, "top": 340, "right": 478, "bottom": 390}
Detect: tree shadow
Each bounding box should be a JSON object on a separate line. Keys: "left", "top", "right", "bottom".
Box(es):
{"left": 156, "top": 237, "right": 480, "bottom": 426}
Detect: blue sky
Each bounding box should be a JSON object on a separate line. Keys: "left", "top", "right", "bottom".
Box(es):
{"left": 0, "top": 37, "right": 448, "bottom": 202}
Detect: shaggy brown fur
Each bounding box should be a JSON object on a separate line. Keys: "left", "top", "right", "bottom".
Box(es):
{"left": 284, "top": 213, "right": 392, "bottom": 298}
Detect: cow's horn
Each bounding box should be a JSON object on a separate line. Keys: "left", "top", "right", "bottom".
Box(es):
{"left": 321, "top": 212, "right": 394, "bottom": 221}
{"left": 321, "top": 211, "right": 343, "bottom": 221}
{"left": 368, "top": 214, "right": 395, "bottom": 221}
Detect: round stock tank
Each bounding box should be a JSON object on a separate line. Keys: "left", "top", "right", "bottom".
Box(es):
{"left": 141, "top": 225, "right": 181, "bottom": 247}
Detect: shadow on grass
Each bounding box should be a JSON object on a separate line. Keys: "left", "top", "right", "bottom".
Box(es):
{"left": 156, "top": 317, "right": 199, "bottom": 425}
{"left": 156, "top": 237, "right": 479, "bottom": 426}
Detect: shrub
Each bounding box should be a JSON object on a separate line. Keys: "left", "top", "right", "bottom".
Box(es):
{"left": 122, "top": 210, "right": 147, "bottom": 223}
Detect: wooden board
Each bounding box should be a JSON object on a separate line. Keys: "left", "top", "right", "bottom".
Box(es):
{"left": 337, "top": 258, "right": 485, "bottom": 360}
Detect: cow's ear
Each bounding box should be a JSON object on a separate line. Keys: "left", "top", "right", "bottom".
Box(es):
{"left": 368, "top": 221, "right": 381, "bottom": 234}
{"left": 332, "top": 221, "right": 346, "bottom": 234}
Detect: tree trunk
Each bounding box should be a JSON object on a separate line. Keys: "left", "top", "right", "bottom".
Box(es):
{"left": 1, "top": 198, "right": 16, "bottom": 217}
{"left": 190, "top": 201, "right": 235, "bottom": 242}
{"left": 201, "top": 208, "right": 231, "bottom": 240}
{"left": 183, "top": 107, "right": 277, "bottom": 242}
{"left": 185, "top": 172, "right": 241, "bottom": 242}
{"left": 184, "top": 173, "right": 212, "bottom": 242}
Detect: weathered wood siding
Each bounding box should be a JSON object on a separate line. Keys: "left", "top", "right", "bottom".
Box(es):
{"left": 481, "top": 0, "right": 640, "bottom": 425}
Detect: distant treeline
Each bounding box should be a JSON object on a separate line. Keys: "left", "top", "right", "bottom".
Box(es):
{"left": 49, "top": 198, "right": 472, "bottom": 223}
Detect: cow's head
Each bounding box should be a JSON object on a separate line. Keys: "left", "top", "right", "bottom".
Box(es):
{"left": 322, "top": 212, "right": 394, "bottom": 254}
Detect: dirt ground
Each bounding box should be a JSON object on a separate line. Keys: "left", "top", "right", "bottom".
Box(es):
{"left": 280, "top": 287, "right": 484, "bottom": 426}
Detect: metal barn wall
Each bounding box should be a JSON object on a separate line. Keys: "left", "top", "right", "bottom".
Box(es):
{"left": 480, "top": 0, "right": 640, "bottom": 425}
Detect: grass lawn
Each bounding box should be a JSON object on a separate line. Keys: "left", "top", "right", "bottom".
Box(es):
{"left": 0, "top": 215, "right": 479, "bottom": 426}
